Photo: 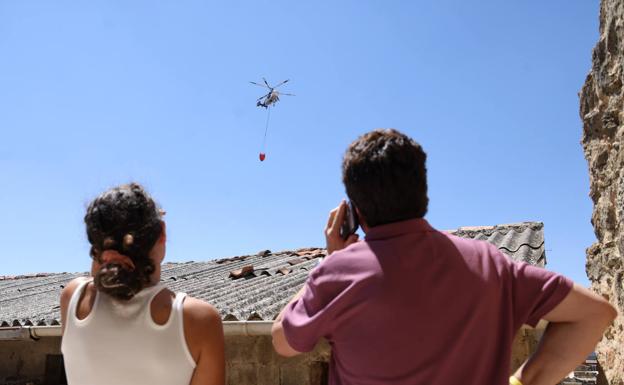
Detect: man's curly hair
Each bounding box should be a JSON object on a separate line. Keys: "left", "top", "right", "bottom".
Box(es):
{"left": 342, "top": 129, "right": 428, "bottom": 227}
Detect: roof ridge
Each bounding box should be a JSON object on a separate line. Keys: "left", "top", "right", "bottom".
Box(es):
{"left": 0, "top": 273, "right": 54, "bottom": 281}
{"left": 454, "top": 221, "right": 543, "bottom": 232}
{"left": 499, "top": 241, "right": 545, "bottom": 253}
{"left": 450, "top": 223, "right": 543, "bottom": 236}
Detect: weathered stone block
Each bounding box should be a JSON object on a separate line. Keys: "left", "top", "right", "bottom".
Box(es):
{"left": 280, "top": 364, "right": 310, "bottom": 385}
{"left": 254, "top": 364, "right": 279, "bottom": 385}
{"left": 226, "top": 362, "right": 256, "bottom": 385}
{"left": 0, "top": 338, "right": 61, "bottom": 383}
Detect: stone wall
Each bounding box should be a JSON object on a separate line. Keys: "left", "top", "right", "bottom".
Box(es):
{"left": 0, "top": 338, "right": 61, "bottom": 384}
{"left": 510, "top": 323, "right": 545, "bottom": 373}
{"left": 0, "top": 334, "right": 330, "bottom": 385}
{"left": 224, "top": 336, "right": 329, "bottom": 385}
{"left": 580, "top": 0, "right": 624, "bottom": 383}
{"left": 0, "top": 327, "right": 541, "bottom": 385}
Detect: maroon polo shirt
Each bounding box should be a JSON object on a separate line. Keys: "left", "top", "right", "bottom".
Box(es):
{"left": 281, "top": 218, "right": 573, "bottom": 385}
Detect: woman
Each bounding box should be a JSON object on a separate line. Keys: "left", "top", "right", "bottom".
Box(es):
{"left": 60, "top": 183, "right": 224, "bottom": 385}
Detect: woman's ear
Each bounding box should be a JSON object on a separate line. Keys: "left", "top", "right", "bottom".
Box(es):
{"left": 90, "top": 259, "right": 99, "bottom": 277}
{"left": 159, "top": 221, "right": 167, "bottom": 244}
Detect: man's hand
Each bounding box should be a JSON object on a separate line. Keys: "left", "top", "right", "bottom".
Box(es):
{"left": 325, "top": 200, "right": 359, "bottom": 255}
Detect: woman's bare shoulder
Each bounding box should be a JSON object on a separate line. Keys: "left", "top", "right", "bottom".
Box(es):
{"left": 183, "top": 296, "right": 221, "bottom": 328}
{"left": 61, "top": 277, "right": 92, "bottom": 305}
{"left": 60, "top": 277, "right": 93, "bottom": 331}
{"left": 182, "top": 296, "right": 223, "bottom": 364}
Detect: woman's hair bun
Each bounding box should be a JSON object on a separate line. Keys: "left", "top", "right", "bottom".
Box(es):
{"left": 85, "top": 183, "right": 163, "bottom": 301}
{"left": 95, "top": 264, "right": 141, "bottom": 300}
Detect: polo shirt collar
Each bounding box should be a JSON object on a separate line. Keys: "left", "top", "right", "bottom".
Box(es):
{"left": 365, "top": 218, "right": 434, "bottom": 241}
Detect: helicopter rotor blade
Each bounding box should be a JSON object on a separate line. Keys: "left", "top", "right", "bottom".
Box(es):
{"left": 250, "top": 81, "right": 269, "bottom": 88}
{"left": 279, "top": 93, "right": 295, "bottom": 96}
{"left": 262, "top": 77, "right": 271, "bottom": 88}
{"left": 273, "top": 79, "right": 290, "bottom": 88}
{"left": 257, "top": 93, "right": 270, "bottom": 101}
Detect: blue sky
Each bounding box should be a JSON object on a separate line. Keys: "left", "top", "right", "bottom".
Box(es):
{"left": 0, "top": 0, "right": 598, "bottom": 285}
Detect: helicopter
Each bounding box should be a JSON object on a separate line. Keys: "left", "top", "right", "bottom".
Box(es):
{"left": 250, "top": 78, "right": 295, "bottom": 108}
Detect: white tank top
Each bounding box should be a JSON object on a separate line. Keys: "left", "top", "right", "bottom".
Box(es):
{"left": 61, "top": 279, "right": 196, "bottom": 385}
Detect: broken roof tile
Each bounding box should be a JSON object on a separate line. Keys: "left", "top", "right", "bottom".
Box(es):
{"left": 287, "top": 258, "right": 305, "bottom": 266}
{"left": 228, "top": 265, "right": 254, "bottom": 279}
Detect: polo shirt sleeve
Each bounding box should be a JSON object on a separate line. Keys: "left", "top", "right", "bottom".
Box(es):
{"left": 508, "top": 259, "right": 574, "bottom": 328}
{"left": 281, "top": 260, "right": 353, "bottom": 353}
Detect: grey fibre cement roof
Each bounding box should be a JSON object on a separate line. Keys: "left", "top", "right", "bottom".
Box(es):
{"left": 0, "top": 222, "right": 545, "bottom": 326}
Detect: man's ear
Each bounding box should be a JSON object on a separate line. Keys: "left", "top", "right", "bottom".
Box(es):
{"left": 354, "top": 206, "right": 370, "bottom": 233}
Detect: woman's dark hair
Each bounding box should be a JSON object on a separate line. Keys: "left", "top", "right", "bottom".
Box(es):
{"left": 342, "top": 129, "right": 429, "bottom": 227}
{"left": 85, "top": 183, "right": 163, "bottom": 300}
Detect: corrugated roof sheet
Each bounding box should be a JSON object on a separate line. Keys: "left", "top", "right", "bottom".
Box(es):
{"left": 0, "top": 222, "right": 545, "bottom": 326}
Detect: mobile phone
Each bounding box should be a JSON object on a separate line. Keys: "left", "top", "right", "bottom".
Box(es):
{"left": 340, "top": 201, "right": 360, "bottom": 240}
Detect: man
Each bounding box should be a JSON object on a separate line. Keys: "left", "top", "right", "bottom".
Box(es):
{"left": 272, "top": 129, "right": 617, "bottom": 385}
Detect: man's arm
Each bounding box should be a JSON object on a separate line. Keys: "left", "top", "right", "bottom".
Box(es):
{"left": 271, "top": 287, "right": 306, "bottom": 357}
{"left": 271, "top": 200, "right": 359, "bottom": 357}
{"left": 512, "top": 284, "right": 617, "bottom": 385}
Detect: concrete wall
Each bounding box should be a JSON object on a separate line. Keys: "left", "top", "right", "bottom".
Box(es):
{"left": 510, "top": 324, "right": 545, "bottom": 373}
{"left": 0, "top": 337, "right": 61, "bottom": 384}
{"left": 0, "top": 325, "right": 541, "bottom": 385}
{"left": 225, "top": 336, "right": 329, "bottom": 385}
{"left": 0, "top": 334, "right": 329, "bottom": 385}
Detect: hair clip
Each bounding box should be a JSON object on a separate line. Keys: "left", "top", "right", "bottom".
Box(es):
{"left": 123, "top": 233, "right": 134, "bottom": 247}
